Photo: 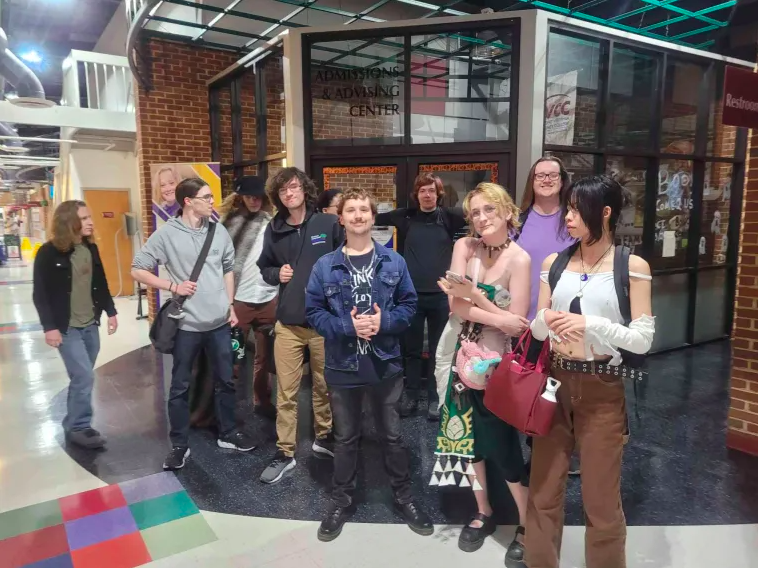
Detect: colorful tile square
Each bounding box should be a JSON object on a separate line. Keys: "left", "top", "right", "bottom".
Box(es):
{"left": 58, "top": 485, "right": 127, "bottom": 522}
{"left": 70, "top": 532, "right": 151, "bottom": 568}
{"left": 0, "top": 524, "right": 69, "bottom": 568}
{"left": 24, "top": 554, "right": 74, "bottom": 568}
{"left": 0, "top": 500, "right": 63, "bottom": 541}
{"left": 129, "top": 491, "right": 199, "bottom": 531}
{"left": 118, "top": 472, "right": 184, "bottom": 505}
{"left": 140, "top": 513, "right": 217, "bottom": 561}
{"left": 64, "top": 506, "right": 138, "bottom": 551}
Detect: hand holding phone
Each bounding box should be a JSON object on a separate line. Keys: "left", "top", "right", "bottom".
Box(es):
{"left": 445, "top": 270, "right": 466, "bottom": 284}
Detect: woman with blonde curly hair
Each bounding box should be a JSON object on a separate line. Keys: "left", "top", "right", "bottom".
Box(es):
{"left": 434, "top": 182, "right": 531, "bottom": 567}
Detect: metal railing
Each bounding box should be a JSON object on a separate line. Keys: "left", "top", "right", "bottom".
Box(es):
{"left": 61, "top": 50, "right": 134, "bottom": 113}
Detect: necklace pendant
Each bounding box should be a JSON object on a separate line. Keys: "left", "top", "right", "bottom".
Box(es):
{"left": 580, "top": 273, "right": 589, "bottom": 282}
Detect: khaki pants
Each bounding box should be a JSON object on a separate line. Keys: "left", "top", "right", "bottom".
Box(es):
{"left": 525, "top": 367, "right": 628, "bottom": 568}
{"left": 273, "top": 322, "right": 332, "bottom": 457}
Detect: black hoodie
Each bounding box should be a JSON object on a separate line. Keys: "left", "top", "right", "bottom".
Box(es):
{"left": 257, "top": 206, "right": 343, "bottom": 326}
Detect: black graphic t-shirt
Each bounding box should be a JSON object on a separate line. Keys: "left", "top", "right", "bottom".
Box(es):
{"left": 327, "top": 250, "right": 402, "bottom": 388}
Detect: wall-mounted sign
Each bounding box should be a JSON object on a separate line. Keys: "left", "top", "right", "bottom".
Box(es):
{"left": 314, "top": 65, "right": 401, "bottom": 116}
{"left": 722, "top": 66, "right": 758, "bottom": 129}
{"left": 102, "top": 212, "right": 115, "bottom": 218}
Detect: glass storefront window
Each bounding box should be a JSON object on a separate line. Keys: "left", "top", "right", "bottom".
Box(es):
{"left": 707, "top": 67, "right": 738, "bottom": 158}
{"left": 652, "top": 273, "right": 690, "bottom": 350}
{"left": 409, "top": 29, "right": 512, "bottom": 144}
{"left": 240, "top": 73, "right": 256, "bottom": 161}
{"left": 654, "top": 158, "right": 694, "bottom": 269}
{"left": 660, "top": 60, "right": 704, "bottom": 155}
{"left": 546, "top": 152, "right": 596, "bottom": 182}
{"left": 310, "top": 37, "right": 405, "bottom": 146}
{"left": 694, "top": 269, "right": 729, "bottom": 343}
{"left": 607, "top": 156, "right": 646, "bottom": 255}
{"left": 607, "top": 47, "right": 657, "bottom": 150}
{"left": 545, "top": 32, "right": 601, "bottom": 148}
{"left": 700, "top": 162, "right": 732, "bottom": 266}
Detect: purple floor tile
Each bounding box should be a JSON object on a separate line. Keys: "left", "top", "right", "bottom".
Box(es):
{"left": 25, "top": 553, "right": 75, "bottom": 568}
{"left": 64, "top": 506, "right": 138, "bottom": 551}
{"left": 118, "top": 472, "right": 184, "bottom": 505}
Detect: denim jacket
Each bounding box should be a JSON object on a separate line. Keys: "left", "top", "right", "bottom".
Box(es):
{"left": 305, "top": 242, "right": 417, "bottom": 372}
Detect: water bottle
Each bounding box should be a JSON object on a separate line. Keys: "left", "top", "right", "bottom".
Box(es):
{"left": 231, "top": 327, "right": 246, "bottom": 364}
{"left": 541, "top": 377, "right": 561, "bottom": 403}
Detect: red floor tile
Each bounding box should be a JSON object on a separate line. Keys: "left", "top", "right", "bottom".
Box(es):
{"left": 70, "top": 532, "right": 151, "bottom": 568}
{"left": 0, "top": 524, "right": 69, "bottom": 568}
{"left": 58, "top": 486, "right": 127, "bottom": 522}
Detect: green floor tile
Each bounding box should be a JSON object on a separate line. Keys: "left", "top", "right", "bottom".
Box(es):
{"left": 0, "top": 499, "right": 63, "bottom": 541}
{"left": 129, "top": 490, "right": 199, "bottom": 530}
{"left": 140, "top": 512, "right": 217, "bottom": 560}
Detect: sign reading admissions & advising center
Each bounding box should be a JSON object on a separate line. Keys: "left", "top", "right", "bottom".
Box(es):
{"left": 722, "top": 66, "right": 758, "bottom": 129}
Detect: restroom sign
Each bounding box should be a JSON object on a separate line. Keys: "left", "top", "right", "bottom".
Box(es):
{"left": 722, "top": 66, "right": 758, "bottom": 129}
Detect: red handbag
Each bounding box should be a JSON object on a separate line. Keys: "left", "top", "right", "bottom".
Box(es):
{"left": 483, "top": 331, "right": 558, "bottom": 437}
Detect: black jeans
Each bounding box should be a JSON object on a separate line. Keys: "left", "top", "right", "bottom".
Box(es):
{"left": 169, "top": 324, "right": 236, "bottom": 447}
{"left": 404, "top": 291, "right": 449, "bottom": 400}
{"left": 330, "top": 373, "right": 413, "bottom": 508}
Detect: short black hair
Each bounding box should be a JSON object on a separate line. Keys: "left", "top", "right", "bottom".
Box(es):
{"left": 175, "top": 178, "right": 209, "bottom": 216}
{"left": 316, "top": 188, "right": 342, "bottom": 212}
{"left": 564, "top": 175, "right": 627, "bottom": 245}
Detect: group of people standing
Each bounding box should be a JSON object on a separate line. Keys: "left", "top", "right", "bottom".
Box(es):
{"left": 33, "top": 156, "right": 654, "bottom": 568}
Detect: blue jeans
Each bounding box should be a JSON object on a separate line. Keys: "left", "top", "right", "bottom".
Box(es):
{"left": 58, "top": 324, "right": 101, "bottom": 432}
{"left": 170, "top": 324, "right": 236, "bottom": 447}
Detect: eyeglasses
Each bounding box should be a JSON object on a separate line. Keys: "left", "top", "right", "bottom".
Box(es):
{"left": 470, "top": 204, "right": 499, "bottom": 220}
{"left": 193, "top": 194, "right": 214, "bottom": 203}
{"left": 535, "top": 172, "right": 561, "bottom": 181}
{"left": 278, "top": 183, "right": 303, "bottom": 196}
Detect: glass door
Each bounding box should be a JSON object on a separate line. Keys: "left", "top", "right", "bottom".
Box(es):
{"left": 311, "top": 158, "right": 406, "bottom": 250}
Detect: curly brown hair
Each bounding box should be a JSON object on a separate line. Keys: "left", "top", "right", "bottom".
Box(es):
{"left": 51, "top": 200, "right": 90, "bottom": 252}
{"left": 266, "top": 167, "right": 318, "bottom": 212}
{"left": 336, "top": 188, "right": 377, "bottom": 216}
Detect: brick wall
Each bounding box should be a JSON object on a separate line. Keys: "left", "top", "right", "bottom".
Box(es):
{"left": 135, "top": 38, "right": 237, "bottom": 316}
{"left": 729, "top": 72, "right": 758, "bottom": 454}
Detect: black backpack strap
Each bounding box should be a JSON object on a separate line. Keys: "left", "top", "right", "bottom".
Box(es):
{"left": 189, "top": 222, "right": 216, "bottom": 283}
{"left": 614, "top": 245, "right": 632, "bottom": 326}
{"left": 548, "top": 241, "right": 580, "bottom": 292}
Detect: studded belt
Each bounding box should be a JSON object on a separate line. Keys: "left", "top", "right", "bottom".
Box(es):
{"left": 552, "top": 355, "right": 647, "bottom": 381}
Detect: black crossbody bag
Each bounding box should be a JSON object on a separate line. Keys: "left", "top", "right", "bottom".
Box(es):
{"left": 149, "top": 223, "right": 216, "bottom": 354}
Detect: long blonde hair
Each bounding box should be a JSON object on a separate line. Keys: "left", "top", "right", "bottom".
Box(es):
{"left": 51, "top": 200, "right": 89, "bottom": 252}
{"left": 219, "top": 192, "right": 273, "bottom": 221}
{"left": 463, "top": 182, "right": 521, "bottom": 233}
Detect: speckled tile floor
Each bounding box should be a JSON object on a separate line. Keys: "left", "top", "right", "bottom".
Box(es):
{"left": 2, "top": 261, "right": 758, "bottom": 568}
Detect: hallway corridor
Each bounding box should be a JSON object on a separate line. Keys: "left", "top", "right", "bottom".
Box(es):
{"left": 1, "top": 261, "right": 757, "bottom": 568}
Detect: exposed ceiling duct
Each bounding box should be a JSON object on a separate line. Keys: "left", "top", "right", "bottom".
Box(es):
{"left": 0, "top": 122, "right": 28, "bottom": 153}
{"left": 0, "top": 27, "right": 53, "bottom": 108}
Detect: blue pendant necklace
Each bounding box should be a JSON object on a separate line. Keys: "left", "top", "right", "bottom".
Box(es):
{"left": 576, "top": 243, "right": 614, "bottom": 298}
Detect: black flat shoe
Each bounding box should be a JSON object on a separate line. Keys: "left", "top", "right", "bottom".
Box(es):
{"left": 317, "top": 505, "right": 353, "bottom": 542}
{"left": 458, "top": 512, "right": 496, "bottom": 553}
{"left": 395, "top": 502, "right": 433, "bottom": 536}
{"left": 504, "top": 525, "right": 526, "bottom": 568}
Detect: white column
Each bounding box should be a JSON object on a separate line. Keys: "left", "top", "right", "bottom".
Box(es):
{"left": 283, "top": 31, "right": 306, "bottom": 170}
{"left": 515, "top": 9, "right": 549, "bottom": 205}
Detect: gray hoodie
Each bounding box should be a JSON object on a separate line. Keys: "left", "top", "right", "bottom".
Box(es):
{"left": 132, "top": 217, "right": 234, "bottom": 332}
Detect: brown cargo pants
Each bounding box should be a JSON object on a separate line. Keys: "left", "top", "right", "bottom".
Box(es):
{"left": 525, "top": 366, "right": 628, "bottom": 568}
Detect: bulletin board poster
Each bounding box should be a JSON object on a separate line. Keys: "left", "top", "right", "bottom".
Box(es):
{"left": 149, "top": 162, "right": 221, "bottom": 305}
{"left": 373, "top": 202, "right": 396, "bottom": 250}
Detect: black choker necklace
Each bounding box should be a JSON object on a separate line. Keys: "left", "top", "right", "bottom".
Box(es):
{"left": 480, "top": 237, "right": 511, "bottom": 258}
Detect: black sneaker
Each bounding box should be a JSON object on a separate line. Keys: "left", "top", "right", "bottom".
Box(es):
{"left": 400, "top": 394, "right": 418, "bottom": 418}
{"left": 260, "top": 451, "right": 296, "bottom": 484}
{"left": 317, "top": 505, "right": 353, "bottom": 542}
{"left": 312, "top": 432, "right": 335, "bottom": 458}
{"left": 163, "top": 447, "right": 190, "bottom": 470}
{"left": 217, "top": 431, "right": 256, "bottom": 452}
{"left": 67, "top": 428, "right": 107, "bottom": 450}
{"left": 395, "top": 502, "right": 434, "bottom": 536}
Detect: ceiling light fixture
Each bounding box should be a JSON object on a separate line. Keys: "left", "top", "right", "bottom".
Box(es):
{"left": 19, "top": 50, "right": 42, "bottom": 64}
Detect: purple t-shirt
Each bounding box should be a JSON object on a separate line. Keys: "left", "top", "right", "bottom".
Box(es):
{"left": 518, "top": 209, "right": 574, "bottom": 320}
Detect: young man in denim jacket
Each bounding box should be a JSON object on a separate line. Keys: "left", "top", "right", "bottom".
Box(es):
{"left": 306, "top": 188, "right": 433, "bottom": 542}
